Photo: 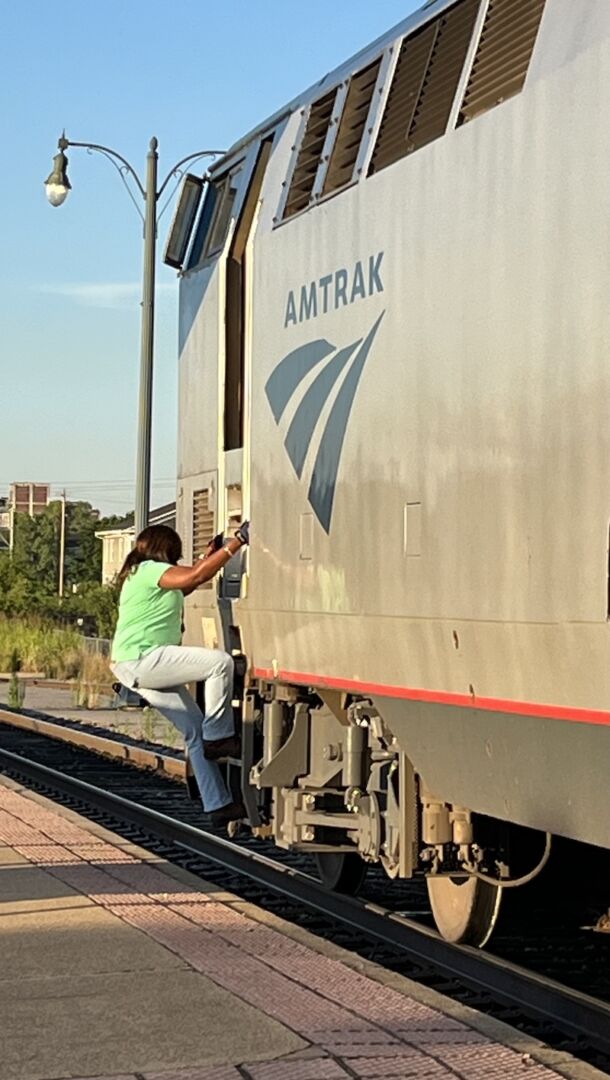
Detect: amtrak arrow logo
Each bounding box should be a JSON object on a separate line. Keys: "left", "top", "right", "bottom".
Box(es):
{"left": 265, "top": 312, "right": 384, "bottom": 533}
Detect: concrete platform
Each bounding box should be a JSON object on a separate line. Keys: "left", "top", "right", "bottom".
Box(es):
{"left": 0, "top": 681, "right": 179, "bottom": 748}
{"left": 0, "top": 778, "right": 606, "bottom": 1080}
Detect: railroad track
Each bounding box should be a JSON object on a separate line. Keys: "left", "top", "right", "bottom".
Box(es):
{"left": 0, "top": 705, "right": 185, "bottom": 777}
{"left": 1, "top": 710, "right": 610, "bottom": 1071}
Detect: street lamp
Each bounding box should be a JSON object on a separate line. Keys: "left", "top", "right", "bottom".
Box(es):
{"left": 44, "top": 131, "right": 224, "bottom": 535}
{"left": 44, "top": 146, "right": 71, "bottom": 206}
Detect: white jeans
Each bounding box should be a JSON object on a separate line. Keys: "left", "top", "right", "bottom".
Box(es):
{"left": 110, "top": 645, "right": 234, "bottom": 812}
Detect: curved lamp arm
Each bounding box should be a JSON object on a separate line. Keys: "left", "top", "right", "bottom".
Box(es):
{"left": 157, "top": 149, "right": 226, "bottom": 198}
{"left": 58, "top": 133, "right": 147, "bottom": 199}
{"left": 58, "top": 134, "right": 226, "bottom": 205}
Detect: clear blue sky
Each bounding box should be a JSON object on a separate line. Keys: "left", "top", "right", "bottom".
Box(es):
{"left": 0, "top": 0, "right": 419, "bottom": 517}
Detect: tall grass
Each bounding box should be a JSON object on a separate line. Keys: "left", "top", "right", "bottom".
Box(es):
{"left": 0, "top": 617, "right": 84, "bottom": 678}
{"left": 74, "top": 651, "right": 114, "bottom": 708}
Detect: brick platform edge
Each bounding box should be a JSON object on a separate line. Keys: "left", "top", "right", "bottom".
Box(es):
{"left": 0, "top": 780, "right": 603, "bottom": 1080}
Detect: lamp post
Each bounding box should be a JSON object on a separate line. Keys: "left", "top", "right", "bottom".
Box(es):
{"left": 45, "top": 133, "right": 224, "bottom": 535}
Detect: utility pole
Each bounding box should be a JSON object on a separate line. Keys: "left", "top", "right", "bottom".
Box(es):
{"left": 135, "top": 137, "right": 159, "bottom": 536}
{"left": 58, "top": 491, "right": 66, "bottom": 599}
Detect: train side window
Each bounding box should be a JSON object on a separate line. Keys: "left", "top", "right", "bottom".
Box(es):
{"left": 283, "top": 89, "right": 336, "bottom": 219}
{"left": 186, "top": 182, "right": 219, "bottom": 271}
{"left": 369, "top": 0, "right": 479, "bottom": 176}
{"left": 185, "top": 167, "right": 242, "bottom": 269}
{"left": 457, "top": 0, "right": 547, "bottom": 126}
{"left": 205, "top": 166, "right": 242, "bottom": 258}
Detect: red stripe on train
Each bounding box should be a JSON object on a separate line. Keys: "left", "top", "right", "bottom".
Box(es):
{"left": 251, "top": 667, "right": 610, "bottom": 726}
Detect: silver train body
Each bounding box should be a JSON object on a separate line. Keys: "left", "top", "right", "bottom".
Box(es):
{"left": 172, "top": 0, "right": 610, "bottom": 940}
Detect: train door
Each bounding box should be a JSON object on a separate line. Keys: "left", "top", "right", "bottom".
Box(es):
{"left": 219, "top": 136, "right": 274, "bottom": 605}
{"left": 217, "top": 137, "right": 274, "bottom": 820}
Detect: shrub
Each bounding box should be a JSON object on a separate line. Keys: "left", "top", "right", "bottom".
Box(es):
{"left": 0, "top": 617, "right": 84, "bottom": 678}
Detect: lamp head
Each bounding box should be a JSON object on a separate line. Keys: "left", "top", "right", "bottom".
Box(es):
{"left": 44, "top": 149, "right": 71, "bottom": 207}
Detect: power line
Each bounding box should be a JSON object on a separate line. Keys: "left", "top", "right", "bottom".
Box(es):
{"left": 0, "top": 478, "right": 176, "bottom": 486}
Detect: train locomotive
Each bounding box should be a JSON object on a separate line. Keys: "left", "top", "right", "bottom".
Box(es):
{"left": 165, "top": 0, "right": 610, "bottom": 946}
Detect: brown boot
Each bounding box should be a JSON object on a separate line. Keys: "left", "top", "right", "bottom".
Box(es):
{"left": 203, "top": 735, "right": 241, "bottom": 761}
{"left": 209, "top": 801, "right": 246, "bottom": 827}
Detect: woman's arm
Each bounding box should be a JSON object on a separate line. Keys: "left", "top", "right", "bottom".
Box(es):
{"left": 158, "top": 535, "right": 244, "bottom": 594}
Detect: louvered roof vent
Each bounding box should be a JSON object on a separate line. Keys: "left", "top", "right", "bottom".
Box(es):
{"left": 323, "top": 59, "right": 381, "bottom": 196}
{"left": 283, "top": 90, "right": 336, "bottom": 219}
{"left": 369, "top": 0, "right": 479, "bottom": 175}
{"left": 458, "top": 0, "right": 546, "bottom": 125}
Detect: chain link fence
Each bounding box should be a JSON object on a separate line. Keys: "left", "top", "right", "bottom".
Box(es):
{"left": 82, "top": 636, "right": 112, "bottom": 657}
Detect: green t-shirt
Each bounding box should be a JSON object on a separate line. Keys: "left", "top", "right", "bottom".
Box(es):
{"left": 111, "top": 560, "right": 183, "bottom": 663}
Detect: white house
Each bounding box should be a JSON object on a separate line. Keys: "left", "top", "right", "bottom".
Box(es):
{"left": 95, "top": 503, "right": 176, "bottom": 585}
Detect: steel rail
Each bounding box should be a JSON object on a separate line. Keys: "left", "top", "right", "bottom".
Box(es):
{"left": 0, "top": 707, "right": 185, "bottom": 779}
{"left": 1, "top": 745, "right": 610, "bottom": 1055}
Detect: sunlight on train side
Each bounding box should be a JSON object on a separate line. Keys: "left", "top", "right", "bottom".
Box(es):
{"left": 369, "top": 0, "right": 480, "bottom": 174}
{"left": 457, "top": 0, "right": 547, "bottom": 125}
{"left": 279, "top": 0, "right": 549, "bottom": 215}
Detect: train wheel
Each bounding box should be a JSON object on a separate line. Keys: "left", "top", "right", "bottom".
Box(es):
{"left": 426, "top": 875, "right": 502, "bottom": 946}
{"left": 315, "top": 852, "right": 368, "bottom": 895}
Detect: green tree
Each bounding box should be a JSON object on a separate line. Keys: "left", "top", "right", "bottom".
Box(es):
{"left": 64, "top": 581, "right": 120, "bottom": 638}
{"left": 0, "top": 500, "right": 121, "bottom": 635}
{"left": 10, "top": 500, "right": 107, "bottom": 593}
{"left": 63, "top": 502, "right": 103, "bottom": 588}
{"left": 0, "top": 556, "right": 40, "bottom": 615}
{"left": 11, "top": 505, "right": 59, "bottom": 597}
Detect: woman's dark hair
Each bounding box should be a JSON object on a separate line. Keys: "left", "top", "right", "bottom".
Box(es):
{"left": 117, "top": 525, "right": 182, "bottom": 590}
